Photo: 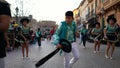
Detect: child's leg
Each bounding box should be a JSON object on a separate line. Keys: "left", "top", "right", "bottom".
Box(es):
{"left": 105, "top": 42, "right": 111, "bottom": 58}
{"left": 25, "top": 42, "right": 29, "bottom": 57}
{"left": 22, "top": 44, "right": 25, "bottom": 58}
{"left": 82, "top": 36, "right": 86, "bottom": 47}
{"left": 94, "top": 41, "right": 97, "bottom": 52}
{"left": 69, "top": 42, "right": 79, "bottom": 67}
{"left": 64, "top": 52, "right": 71, "bottom": 68}
{"left": 97, "top": 41, "right": 101, "bottom": 51}
{"left": 110, "top": 43, "right": 115, "bottom": 57}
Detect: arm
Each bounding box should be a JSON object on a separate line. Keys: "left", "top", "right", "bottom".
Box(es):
{"left": 77, "top": 24, "right": 83, "bottom": 29}
{"left": 0, "top": 2, "right": 11, "bottom": 32}
{"left": 75, "top": 23, "right": 79, "bottom": 37}
{"left": 4, "top": 32, "right": 10, "bottom": 48}
{"left": 52, "top": 23, "right": 62, "bottom": 46}
{"left": 104, "top": 27, "right": 107, "bottom": 38}
{"left": 91, "top": 28, "right": 98, "bottom": 35}
{"left": 0, "top": 15, "right": 11, "bottom": 31}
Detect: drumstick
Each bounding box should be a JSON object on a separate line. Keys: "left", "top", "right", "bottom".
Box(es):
{"left": 94, "top": 34, "right": 101, "bottom": 39}
{"left": 35, "top": 48, "right": 60, "bottom": 67}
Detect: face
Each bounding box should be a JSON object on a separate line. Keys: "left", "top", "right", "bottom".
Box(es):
{"left": 22, "top": 21, "right": 28, "bottom": 26}
{"left": 95, "top": 24, "right": 100, "bottom": 28}
{"left": 109, "top": 20, "right": 115, "bottom": 25}
{"left": 65, "top": 16, "right": 73, "bottom": 24}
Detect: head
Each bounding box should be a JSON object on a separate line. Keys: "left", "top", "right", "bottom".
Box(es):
{"left": 20, "top": 18, "right": 29, "bottom": 26}
{"left": 65, "top": 11, "right": 74, "bottom": 24}
{"left": 38, "top": 28, "right": 40, "bottom": 31}
{"left": 107, "top": 17, "right": 117, "bottom": 25}
{"left": 95, "top": 22, "right": 100, "bottom": 28}
{"left": 83, "top": 25, "right": 86, "bottom": 28}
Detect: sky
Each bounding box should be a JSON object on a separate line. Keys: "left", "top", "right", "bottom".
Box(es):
{"left": 6, "top": 0, "right": 82, "bottom": 24}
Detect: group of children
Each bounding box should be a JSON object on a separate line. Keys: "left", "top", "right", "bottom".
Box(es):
{"left": 0, "top": 1, "right": 119, "bottom": 68}
{"left": 79, "top": 17, "right": 119, "bottom": 60}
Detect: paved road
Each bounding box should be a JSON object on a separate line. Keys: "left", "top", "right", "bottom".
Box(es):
{"left": 5, "top": 39, "right": 120, "bottom": 68}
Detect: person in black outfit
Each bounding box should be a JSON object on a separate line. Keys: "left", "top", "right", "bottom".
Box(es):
{"left": 0, "top": 1, "right": 11, "bottom": 68}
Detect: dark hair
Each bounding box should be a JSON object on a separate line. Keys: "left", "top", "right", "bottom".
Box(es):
{"left": 0, "top": 1, "right": 11, "bottom": 17}
{"left": 65, "top": 11, "right": 73, "bottom": 17}
{"left": 95, "top": 22, "right": 100, "bottom": 26}
{"left": 20, "top": 18, "right": 29, "bottom": 24}
{"left": 107, "top": 17, "right": 117, "bottom": 23}
{"left": 83, "top": 24, "right": 86, "bottom": 27}
{"left": 38, "top": 28, "right": 40, "bottom": 30}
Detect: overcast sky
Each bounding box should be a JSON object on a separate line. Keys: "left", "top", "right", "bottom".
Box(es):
{"left": 6, "top": 0, "right": 82, "bottom": 24}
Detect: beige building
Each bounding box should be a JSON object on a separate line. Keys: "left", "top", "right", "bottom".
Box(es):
{"left": 38, "top": 20, "right": 57, "bottom": 31}
{"left": 73, "top": 0, "right": 120, "bottom": 29}
{"left": 73, "top": 8, "right": 81, "bottom": 26}
{"left": 96, "top": 0, "right": 120, "bottom": 27}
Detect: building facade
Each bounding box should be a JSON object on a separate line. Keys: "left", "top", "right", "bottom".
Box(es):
{"left": 96, "top": 0, "right": 120, "bottom": 27}
{"left": 74, "top": 0, "right": 120, "bottom": 29}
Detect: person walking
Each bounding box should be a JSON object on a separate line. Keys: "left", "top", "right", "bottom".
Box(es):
{"left": 53, "top": 11, "right": 79, "bottom": 68}
{"left": 36, "top": 28, "right": 42, "bottom": 47}
{"left": 80, "top": 25, "right": 88, "bottom": 48}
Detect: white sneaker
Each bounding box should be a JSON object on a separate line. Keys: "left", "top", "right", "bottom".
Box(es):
{"left": 21, "top": 57, "right": 25, "bottom": 60}
{"left": 26, "top": 57, "right": 30, "bottom": 60}
{"left": 105, "top": 55, "right": 109, "bottom": 59}
{"left": 83, "top": 46, "right": 86, "bottom": 49}
{"left": 97, "top": 51, "right": 100, "bottom": 53}
{"left": 110, "top": 56, "right": 113, "bottom": 60}
{"left": 94, "top": 51, "right": 97, "bottom": 53}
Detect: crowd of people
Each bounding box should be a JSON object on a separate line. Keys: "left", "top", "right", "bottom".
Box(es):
{"left": 1, "top": 1, "right": 120, "bottom": 68}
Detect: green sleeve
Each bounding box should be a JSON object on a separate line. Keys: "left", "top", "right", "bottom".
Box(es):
{"left": 52, "top": 23, "right": 62, "bottom": 45}
{"left": 74, "top": 22, "right": 77, "bottom": 32}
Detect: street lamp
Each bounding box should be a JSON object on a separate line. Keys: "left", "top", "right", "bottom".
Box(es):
{"left": 15, "top": 7, "right": 19, "bottom": 23}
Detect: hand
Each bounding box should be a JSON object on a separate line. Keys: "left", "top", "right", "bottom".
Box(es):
{"left": 95, "top": 33, "right": 98, "bottom": 35}
{"left": 104, "top": 35, "right": 107, "bottom": 39}
{"left": 57, "top": 44, "right": 62, "bottom": 48}
{"left": 6, "top": 44, "right": 10, "bottom": 49}
{"left": 76, "top": 32, "right": 79, "bottom": 37}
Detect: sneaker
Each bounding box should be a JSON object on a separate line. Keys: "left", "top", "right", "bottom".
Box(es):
{"left": 110, "top": 56, "right": 113, "bottom": 60}
{"left": 21, "top": 57, "right": 25, "bottom": 60}
{"left": 105, "top": 55, "right": 109, "bottom": 59}
{"left": 97, "top": 51, "right": 101, "bottom": 53}
{"left": 94, "top": 51, "right": 97, "bottom": 53}
{"left": 26, "top": 57, "right": 30, "bottom": 60}
{"left": 83, "top": 46, "right": 86, "bottom": 49}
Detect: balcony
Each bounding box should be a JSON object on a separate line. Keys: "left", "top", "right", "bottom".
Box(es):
{"left": 104, "top": 0, "right": 120, "bottom": 10}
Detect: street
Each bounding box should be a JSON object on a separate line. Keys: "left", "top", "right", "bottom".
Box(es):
{"left": 5, "top": 39, "right": 120, "bottom": 68}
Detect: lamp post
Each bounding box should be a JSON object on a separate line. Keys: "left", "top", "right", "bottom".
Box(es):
{"left": 15, "top": 7, "right": 19, "bottom": 24}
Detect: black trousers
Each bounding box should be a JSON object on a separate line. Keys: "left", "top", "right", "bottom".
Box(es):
{"left": 37, "top": 37, "right": 41, "bottom": 46}
{"left": 82, "top": 34, "right": 87, "bottom": 47}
